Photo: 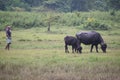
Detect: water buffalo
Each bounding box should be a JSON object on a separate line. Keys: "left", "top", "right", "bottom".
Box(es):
{"left": 76, "top": 31, "right": 107, "bottom": 53}
{"left": 64, "top": 36, "right": 82, "bottom": 53}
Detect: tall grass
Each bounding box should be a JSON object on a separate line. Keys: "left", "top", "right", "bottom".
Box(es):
{"left": 0, "top": 49, "right": 120, "bottom": 80}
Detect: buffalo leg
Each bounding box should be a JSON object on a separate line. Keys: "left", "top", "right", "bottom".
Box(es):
{"left": 79, "top": 47, "right": 82, "bottom": 53}
{"left": 77, "top": 48, "right": 82, "bottom": 53}
{"left": 95, "top": 45, "right": 98, "bottom": 53}
{"left": 76, "top": 46, "right": 82, "bottom": 53}
{"left": 72, "top": 46, "right": 74, "bottom": 53}
{"left": 75, "top": 47, "right": 77, "bottom": 52}
{"left": 65, "top": 44, "right": 69, "bottom": 53}
{"left": 90, "top": 45, "right": 94, "bottom": 52}
{"left": 76, "top": 41, "right": 81, "bottom": 53}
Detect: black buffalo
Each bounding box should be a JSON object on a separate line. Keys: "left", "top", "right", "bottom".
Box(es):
{"left": 64, "top": 36, "right": 82, "bottom": 53}
{"left": 76, "top": 31, "right": 107, "bottom": 53}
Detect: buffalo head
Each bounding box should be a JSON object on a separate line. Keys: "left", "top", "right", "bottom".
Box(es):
{"left": 77, "top": 46, "right": 82, "bottom": 53}
{"left": 101, "top": 43, "right": 107, "bottom": 53}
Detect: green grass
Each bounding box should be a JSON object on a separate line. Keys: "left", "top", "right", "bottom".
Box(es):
{"left": 0, "top": 26, "right": 120, "bottom": 80}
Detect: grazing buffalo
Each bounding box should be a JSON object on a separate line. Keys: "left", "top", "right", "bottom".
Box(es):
{"left": 76, "top": 31, "right": 107, "bottom": 53}
{"left": 64, "top": 36, "right": 82, "bottom": 53}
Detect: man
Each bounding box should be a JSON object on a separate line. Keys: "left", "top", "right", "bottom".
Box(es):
{"left": 5, "top": 26, "right": 12, "bottom": 50}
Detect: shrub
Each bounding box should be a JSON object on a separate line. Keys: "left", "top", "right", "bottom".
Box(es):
{"left": 84, "top": 21, "right": 110, "bottom": 30}
{"left": 110, "top": 10, "right": 116, "bottom": 16}
{"left": 83, "top": 17, "right": 111, "bottom": 30}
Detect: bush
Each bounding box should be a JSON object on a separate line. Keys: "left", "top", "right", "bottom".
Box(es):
{"left": 110, "top": 10, "right": 116, "bottom": 16}
{"left": 0, "top": 11, "right": 119, "bottom": 30}
{"left": 84, "top": 21, "right": 110, "bottom": 30}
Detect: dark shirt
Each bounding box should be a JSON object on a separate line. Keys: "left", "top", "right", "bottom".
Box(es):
{"left": 6, "top": 30, "right": 11, "bottom": 38}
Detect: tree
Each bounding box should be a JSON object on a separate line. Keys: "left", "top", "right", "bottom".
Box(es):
{"left": 94, "top": 0, "right": 108, "bottom": 11}
{"left": 0, "top": 0, "right": 120, "bottom": 12}
{"left": 71, "top": 0, "right": 88, "bottom": 12}
{"left": 0, "top": 0, "right": 6, "bottom": 10}
{"left": 45, "top": 13, "right": 60, "bottom": 31}
{"left": 22, "top": 0, "right": 44, "bottom": 7}
{"left": 0, "top": 0, "right": 13, "bottom": 10}
{"left": 107, "top": 0, "right": 120, "bottom": 10}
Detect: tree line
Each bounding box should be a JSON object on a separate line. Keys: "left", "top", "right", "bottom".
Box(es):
{"left": 0, "top": 0, "right": 120, "bottom": 12}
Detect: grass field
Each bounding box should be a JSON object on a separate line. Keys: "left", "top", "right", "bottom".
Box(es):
{"left": 0, "top": 26, "right": 120, "bottom": 80}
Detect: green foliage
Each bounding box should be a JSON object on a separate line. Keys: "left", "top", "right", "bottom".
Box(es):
{"left": 0, "top": 0, "right": 120, "bottom": 12}
{"left": 0, "top": 11, "right": 120, "bottom": 30}
{"left": 107, "top": 0, "right": 120, "bottom": 10}
{"left": 110, "top": 10, "right": 116, "bottom": 16}
{"left": 0, "top": 11, "right": 47, "bottom": 30}
{"left": 84, "top": 21, "right": 110, "bottom": 30}
{"left": 0, "top": 0, "right": 31, "bottom": 11}
{"left": 93, "top": 0, "right": 108, "bottom": 11}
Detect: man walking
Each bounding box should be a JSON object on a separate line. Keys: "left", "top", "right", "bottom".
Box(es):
{"left": 5, "top": 26, "right": 12, "bottom": 50}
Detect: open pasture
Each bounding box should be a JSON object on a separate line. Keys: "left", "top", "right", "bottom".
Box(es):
{"left": 0, "top": 26, "right": 120, "bottom": 80}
